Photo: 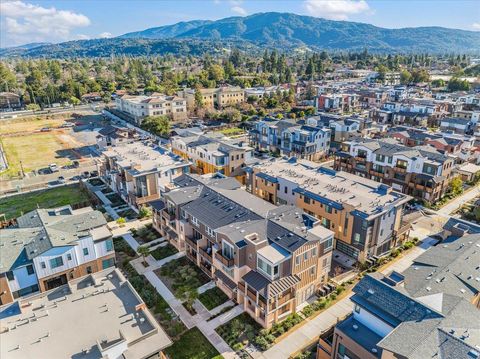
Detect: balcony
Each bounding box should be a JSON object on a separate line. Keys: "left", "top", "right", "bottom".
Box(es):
{"left": 247, "top": 288, "right": 257, "bottom": 302}
{"left": 215, "top": 251, "right": 234, "bottom": 267}
{"left": 370, "top": 170, "right": 384, "bottom": 177}
{"left": 238, "top": 282, "right": 246, "bottom": 293}
{"left": 354, "top": 156, "right": 367, "bottom": 162}
{"left": 185, "top": 235, "right": 199, "bottom": 249}
{"left": 394, "top": 166, "right": 407, "bottom": 173}
{"left": 199, "top": 246, "right": 213, "bottom": 261}
{"left": 161, "top": 209, "right": 176, "bottom": 222}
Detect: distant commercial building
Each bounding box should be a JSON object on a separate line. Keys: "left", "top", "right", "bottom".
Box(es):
{"left": 115, "top": 93, "right": 187, "bottom": 125}
{"left": 334, "top": 138, "right": 454, "bottom": 204}
{"left": 178, "top": 86, "right": 245, "bottom": 111}
{"left": 0, "top": 206, "right": 115, "bottom": 305}
{"left": 0, "top": 267, "right": 172, "bottom": 359}
{"left": 246, "top": 159, "right": 411, "bottom": 263}
{"left": 99, "top": 141, "right": 191, "bottom": 208}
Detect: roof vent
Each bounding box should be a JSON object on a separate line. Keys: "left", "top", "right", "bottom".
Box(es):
{"left": 367, "top": 289, "right": 375, "bottom": 295}
{"left": 352, "top": 324, "right": 358, "bottom": 330}
{"left": 371, "top": 348, "right": 378, "bottom": 354}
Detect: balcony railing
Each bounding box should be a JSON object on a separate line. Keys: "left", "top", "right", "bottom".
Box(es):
{"left": 394, "top": 166, "right": 407, "bottom": 173}
{"left": 199, "top": 246, "right": 213, "bottom": 261}
{"left": 185, "top": 235, "right": 199, "bottom": 249}
{"left": 354, "top": 156, "right": 367, "bottom": 162}
{"left": 215, "top": 252, "right": 234, "bottom": 267}
{"left": 161, "top": 209, "right": 176, "bottom": 222}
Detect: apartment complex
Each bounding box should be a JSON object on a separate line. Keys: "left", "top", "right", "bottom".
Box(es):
{"left": 152, "top": 173, "right": 334, "bottom": 328}
{"left": 250, "top": 118, "right": 332, "bottom": 161}
{"left": 0, "top": 206, "right": 115, "bottom": 305}
{"left": 0, "top": 267, "right": 172, "bottom": 359}
{"left": 115, "top": 93, "right": 187, "bottom": 124}
{"left": 179, "top": 86, "right": 245, "bottom": 111}
{"left": 100, "top": 141, "right": 191, "bottom": 208}
{"left": 334, "top": 138, "right": 454, "bottom": 204}
{"left": 246, "top": 159, "right": 411, "bottom": 263}
{"left": 320, "top": 234, "right": 480, "bottom": 359}
{"left": 171, "top": 132, "right": 254, "bottom": 180}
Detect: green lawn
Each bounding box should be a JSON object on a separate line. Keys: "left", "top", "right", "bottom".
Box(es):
{"left": 150, "top": 243, "right": 178, "bottom": 260}
{"left": 0, "top": 184, "right": 91, "bottom": 220}
{"left": 164, "top": 327, "right": 222, "bottom": 359}
{"left": 198, "top": 287, "right": 229, "bottom": 310}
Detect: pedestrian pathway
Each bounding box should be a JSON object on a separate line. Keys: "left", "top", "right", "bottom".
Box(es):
{"left": 209, "top": 300, "right": 235, "bottom": 316}
{"left": 122, "top": 233, "right": 140, "bottom": 253}
{"left": 197, "top": 281, "right": 216, "bottom": 294}
{"left": 208, "top": 304, "right": 244, "bottom": 329}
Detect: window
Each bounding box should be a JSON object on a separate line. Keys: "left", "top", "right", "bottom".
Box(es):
{"left": 86, "top": 266, "right": 92, "bottom": 274}
{"left": 206, "top": 226, "right": 215, "bottom": 237}
{"left": 6, "top": 271, "right": 14, "bottom": 281}
{"left": 353, "top": 233, "right": 361, "bottom": 243}
{"left": 105, "top": 239, "right": 114, "bottom": 252}
{"left": 295, "top": 256, "right": 300, "bottom": 266}
{"left": 284, "top": 186, "right": 288, "bottom": 194}
{"left": 323, "top": 237, "right": 333, "bottom": 251}
{"left": 222, "top": 241, "right": 234, "bottom": 259}
{"left": 67, "top": 254, "right": 72, "bottom": 261}
{"left": 304, "top": 196, "right": 311, "bottom": 204}
{"left": 310, "top": 267, "right": 315, "bottom": 276}
{"left": 83, "top": 248, "right": 89, "bottom": 256}
{"left": 325, "top": 205, "right": 332, "bottom": 214}
{"left": 26, "top": 264, "right": 34, "bottom": 275}
{"left": 191, "top": 216, "right": 199, "bottom": 226}
{"left": 49, "top": 256, "right": 64, "bottom": 269}
{"left": 304, "top": 251, "right": 309, "bottom": 260}
{"left": 41, "top": 262, "right": 46, "bottom": 269}
{"left": 102, "top": 258, "right": 115, "bottom": 269}
{"left": 312, "top": 247, "right": 317, "bottom": 257}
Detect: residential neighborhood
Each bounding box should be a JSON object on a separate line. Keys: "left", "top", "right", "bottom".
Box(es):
{"left": 1, "top": 2, "right": 480, "bottom": 359}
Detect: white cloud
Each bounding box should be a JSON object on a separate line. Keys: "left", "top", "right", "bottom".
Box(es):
{"left": 231, "top": 5, "right": 247, "bottom": 16}
{"left": 303, "top": 0, "right": 370, "bottom": 20}
{"left": 473, "top": 23, "right": 480, "bottom": 30}
{"left": 98, "top": 32, "right": 113, "bottom": 38}
{"left": 77, "top": 34, "right": 90, "bottom": 40}
{"left": 0, "top": 0, "right": 90, "bottom": 45}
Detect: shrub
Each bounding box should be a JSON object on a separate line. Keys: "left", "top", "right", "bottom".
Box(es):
{"left": 391, "top": 248, "right": 400, "bottom": 258}
{"left": 116, "top": 217, "right": 126, "bottom": 226}
{"left": 254, "top": 336, "right": 270, "bottom": 351}
{"left": 336, "top": 286, "right": 345, "bottom": 295}
{"left": 302, "top": 305, "right": 314, "bottom": 317}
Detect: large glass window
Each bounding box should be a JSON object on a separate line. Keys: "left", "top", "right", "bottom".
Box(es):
{"left": 105, "top": 239, "right": 114, "bottom": 252}
{"left": 222, "top": 241, "right": 234, "bottom": 259}
{"left": 257, "top": 256, "right": 278, "bottom": 279}
{"left": 49, "top": 256, "right": 64, "bottom": 269}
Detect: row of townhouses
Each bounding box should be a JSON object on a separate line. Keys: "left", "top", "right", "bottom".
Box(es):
{"left": 151, "top": 173, "right": 335, "bottom": 328}
{"left": 245, "top": 158, "right": 412, "bottom": 263}
{"left": 334, "top": 138, "right": 455, "bottom": 204}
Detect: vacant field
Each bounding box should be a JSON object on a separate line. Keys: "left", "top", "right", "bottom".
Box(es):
{"left": 0, "top": 117, "right": 68, "bottom": 135}
{"left": 0, "top": 184, "right": 91, "bottom": 220}
{"left": 1, "top": 132, "right": 77, "bottom": 178}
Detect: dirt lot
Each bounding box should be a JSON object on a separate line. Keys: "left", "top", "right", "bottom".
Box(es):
{"left": 0, "top": 112, "right": 108, "bottom": 179}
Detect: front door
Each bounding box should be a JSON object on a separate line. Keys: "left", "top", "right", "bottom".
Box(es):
{"left": 44, "top": 274, "right": 67, "bottom": 291}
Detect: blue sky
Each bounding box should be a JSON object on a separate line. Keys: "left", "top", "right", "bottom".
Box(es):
{"left": 1, "top": 0, "right": 479, "bottom": 47}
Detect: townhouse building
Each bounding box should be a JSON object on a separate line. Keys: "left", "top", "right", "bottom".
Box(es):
{"left": 245, "top": 86, "right": 289, "bottom": 100}
{"left": 115, "top": 93, "right": 187, "bottom": 125}
{"left": 320, "top": 234, "right": 480, "bottom": 359}
{"left": 440, "top": 117, "right": 474, "bottom": 135}
{"left": 170, "top": 132, "right": 254, "bottom": 181}
{"left": 100, "top": 141, "right": 191, "bottom": 208}
{"left": 316, "top": 93, "right": 361, "bottom": 114}
{"left": 152, "top": 173, "right": 335, "bottom": 328}
{"left": 334, "top": 138, "right": 454, "bottom": 204}
{"left": 0, "top": 206, "right": 115, "bottom": 305}
{"left": 250, "top": 118, "right": 331, "bottom": 161}
{"left": 246, "top": 159, "right": 411, "bottom": 263}
{"left": 389, "top": 125, "right": 476, "bottom": 161}
{"left": 358, "top": 89, "right": 389, "bottom": 109}
{"left": 96, "top": 125, "right": 140, "bottom": 150}
{"left": 179, "top": 86, "right": 245, "bottom": 111}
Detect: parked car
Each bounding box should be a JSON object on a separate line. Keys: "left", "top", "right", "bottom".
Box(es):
{"left": 49, "top": 163, "right": 59, "bottom": 172}
{"left": 58, "top": 176, "right": 66, "bottom": 183}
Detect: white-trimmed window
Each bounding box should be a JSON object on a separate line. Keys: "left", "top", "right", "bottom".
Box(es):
{"left": 206, "top": 226, "right": 215, "bottom": 237}
{"left": 257, "top": 256, "right": 279, "bottom": 279}
{"left": 222, "top": 240, "right": 234, "bottom": 260}
{"left": 191, "top": 216, "right": 199, "bottom": 226}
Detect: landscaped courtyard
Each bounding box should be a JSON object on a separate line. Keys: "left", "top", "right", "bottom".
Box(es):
{"left": 131, "top": 223, "right": 160, "bottom": 244}
{"left": 198, "top": 287, "right": 229, "bottom": 310}
{"left": 155, "top": 257, "right": 211, "bottom": 313}
{"left": 150, "top": 243, "right": 178, "bottom": 260}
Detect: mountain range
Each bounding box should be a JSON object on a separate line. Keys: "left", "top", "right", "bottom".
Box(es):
{"left": 2, "top": 12, "right": 479, "bottom": 58}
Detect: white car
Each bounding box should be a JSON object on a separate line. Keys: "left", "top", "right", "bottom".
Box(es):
{"left": 49, "top": 163, "right": 59, "bottom": 172}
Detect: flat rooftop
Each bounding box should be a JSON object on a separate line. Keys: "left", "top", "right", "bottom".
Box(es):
{"left": 0, "top": 268, "right": 171, "bottom": 359}
{"left": 253, "top": 160, "right": 410, "bottom": 216}
{"left": 103, "top": 142, "right": 189, "bottom": 175}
